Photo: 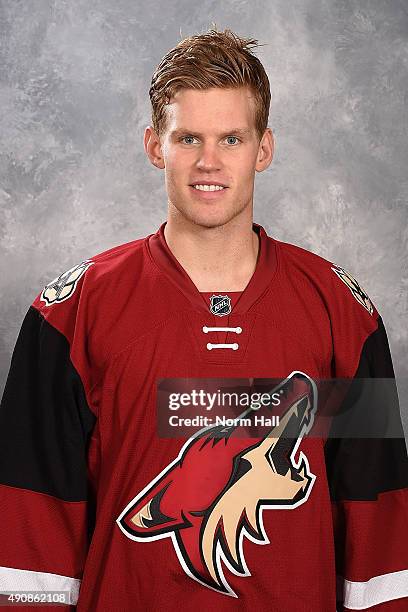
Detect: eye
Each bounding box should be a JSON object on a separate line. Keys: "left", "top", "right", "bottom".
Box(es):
{"left": 180, "top": 135, "right": 197, "bottom": 145}
{"left": 179, "top": 135, "right": 241, "bottom": 145}
{"left": 232, "top": 456, "right": 252, "bottom": 483}
{"left": 225, "top": 136, "right": 240, "bottom": 145}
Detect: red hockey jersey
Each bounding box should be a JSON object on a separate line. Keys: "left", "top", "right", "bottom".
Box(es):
{"left": 1, "top": 221, "right": 408, "bottom": 611}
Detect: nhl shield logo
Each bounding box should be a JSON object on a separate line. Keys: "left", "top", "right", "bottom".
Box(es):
{"left": 209, "top": 294, "right": 232, "bottom": 317}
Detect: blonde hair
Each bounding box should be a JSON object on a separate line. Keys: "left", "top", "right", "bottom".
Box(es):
{"left": 149, "top": 25, "right": 271, "bottom": 142}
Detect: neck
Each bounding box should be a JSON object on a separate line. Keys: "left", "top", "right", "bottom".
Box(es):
{"left": 163, "top": 212, "right": 259, "bottom": 292}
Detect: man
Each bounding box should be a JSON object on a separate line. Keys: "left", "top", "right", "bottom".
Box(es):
{"left": 0, "top": 27, "right": 407, "bottom": 611}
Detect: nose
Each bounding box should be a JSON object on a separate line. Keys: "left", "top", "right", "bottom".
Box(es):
{"left": 195, "top": 143, "right": 222, "bottom": 171}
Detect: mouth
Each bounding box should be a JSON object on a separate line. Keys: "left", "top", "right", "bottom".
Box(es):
{"left": 267, "top": 395, "right": 312, "bottom": 481}
{"left": 189, "top": 184, "right": 229, "bottom": 200}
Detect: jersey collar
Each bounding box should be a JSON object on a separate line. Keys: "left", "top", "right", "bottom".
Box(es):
{"left": 146, "top": 221, "right": 278, "bottom": 315}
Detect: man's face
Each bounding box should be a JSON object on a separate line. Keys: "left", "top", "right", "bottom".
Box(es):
{"left": 153, "top": 87, "right": 273, "bottom": 229}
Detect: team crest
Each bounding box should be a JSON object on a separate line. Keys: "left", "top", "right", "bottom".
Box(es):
{"left": 40, "top": 260, "right": 94, "bottom": 306}
{"left": 209, "top": 294, "right": 232, "bottom": 317}
{"left": 331, "top": 265, "right": 374, "bottom": 315}
{"left": 117, "top": 371, "right": 317, "bottom": 597}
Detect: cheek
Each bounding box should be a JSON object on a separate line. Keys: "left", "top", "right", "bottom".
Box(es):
{"left": 165, "top": 166, "right": 187, "bottom": 191}
{"left": 234, "top": 151, "right": 257, "bottom": 174}
{"left": 165, "top": 151, "right": 188, "bottom": 176}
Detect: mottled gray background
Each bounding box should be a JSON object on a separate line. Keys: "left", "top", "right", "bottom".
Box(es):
{"left": 1, "top": 1, "right": 407, "bottom": 432}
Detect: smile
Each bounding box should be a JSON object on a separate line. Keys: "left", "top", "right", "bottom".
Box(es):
{"left": 193, "top": 185, "right": 225, "bottom": 191}
{"left": 189, "top": 185, "right": 228, "bottom": 200}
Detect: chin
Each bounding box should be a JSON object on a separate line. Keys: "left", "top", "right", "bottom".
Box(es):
{"left": 190, "top": 212, "right": 237, "bottom": 229}
{"left": 175, "top": 205, "right": 245, "bottom": 230}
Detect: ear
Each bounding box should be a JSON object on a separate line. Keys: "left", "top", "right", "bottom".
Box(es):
{"left": 117, "top": 467, "right": 187, "bottom": 539}
{"left": 255, "top": 127, "right": 274, "bottom": 173}
{"left": 144, "top": 125, "right": 165, "bottom": 169}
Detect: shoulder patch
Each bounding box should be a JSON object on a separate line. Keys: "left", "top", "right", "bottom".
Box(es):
{"left": 331, "top": 265, "right": 374, "bottom": 315}
{"left": 40, "top": 260, "right": 94, "bottom": 306}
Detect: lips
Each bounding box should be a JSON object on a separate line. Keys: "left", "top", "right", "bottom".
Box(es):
{"left": 189, "top": 182, "right": 229, "bottom": 188}
{"left": 189, "top": 185, "right": 228, "bottom": 199}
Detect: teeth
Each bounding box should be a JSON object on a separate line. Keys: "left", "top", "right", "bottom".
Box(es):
{"left": 193, "top": 184, "right": 225, "bottom": 191}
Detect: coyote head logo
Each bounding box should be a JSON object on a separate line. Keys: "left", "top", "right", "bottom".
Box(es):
{"left": 116, "top": 371, "right": 317, "bottom": 597}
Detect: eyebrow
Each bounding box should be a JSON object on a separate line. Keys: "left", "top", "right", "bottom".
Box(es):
{"left": 170, "top": 127, "right": 252, "bottom": 138}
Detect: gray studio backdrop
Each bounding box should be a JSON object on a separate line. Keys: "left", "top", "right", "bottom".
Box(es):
{"left": 1, "top": 1, "right": 407, "bottom": 435}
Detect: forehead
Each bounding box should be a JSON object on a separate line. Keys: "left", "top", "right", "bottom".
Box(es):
{"left": 164, "top": 86, "right": 256, "bottom": 132}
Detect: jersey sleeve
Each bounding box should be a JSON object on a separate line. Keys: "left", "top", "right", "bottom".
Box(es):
{"left": 324, "top": 268, "right": 408, "bottom": 611}
{"left": 0, "top": 262, "right": 99, "bottom": 609}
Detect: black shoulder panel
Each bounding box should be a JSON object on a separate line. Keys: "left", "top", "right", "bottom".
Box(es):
{"left": 0, "top": 306, "right": 96, "bottom": 502}
{"left": 324, "top": 316, "right": 408, "bottom": 501}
